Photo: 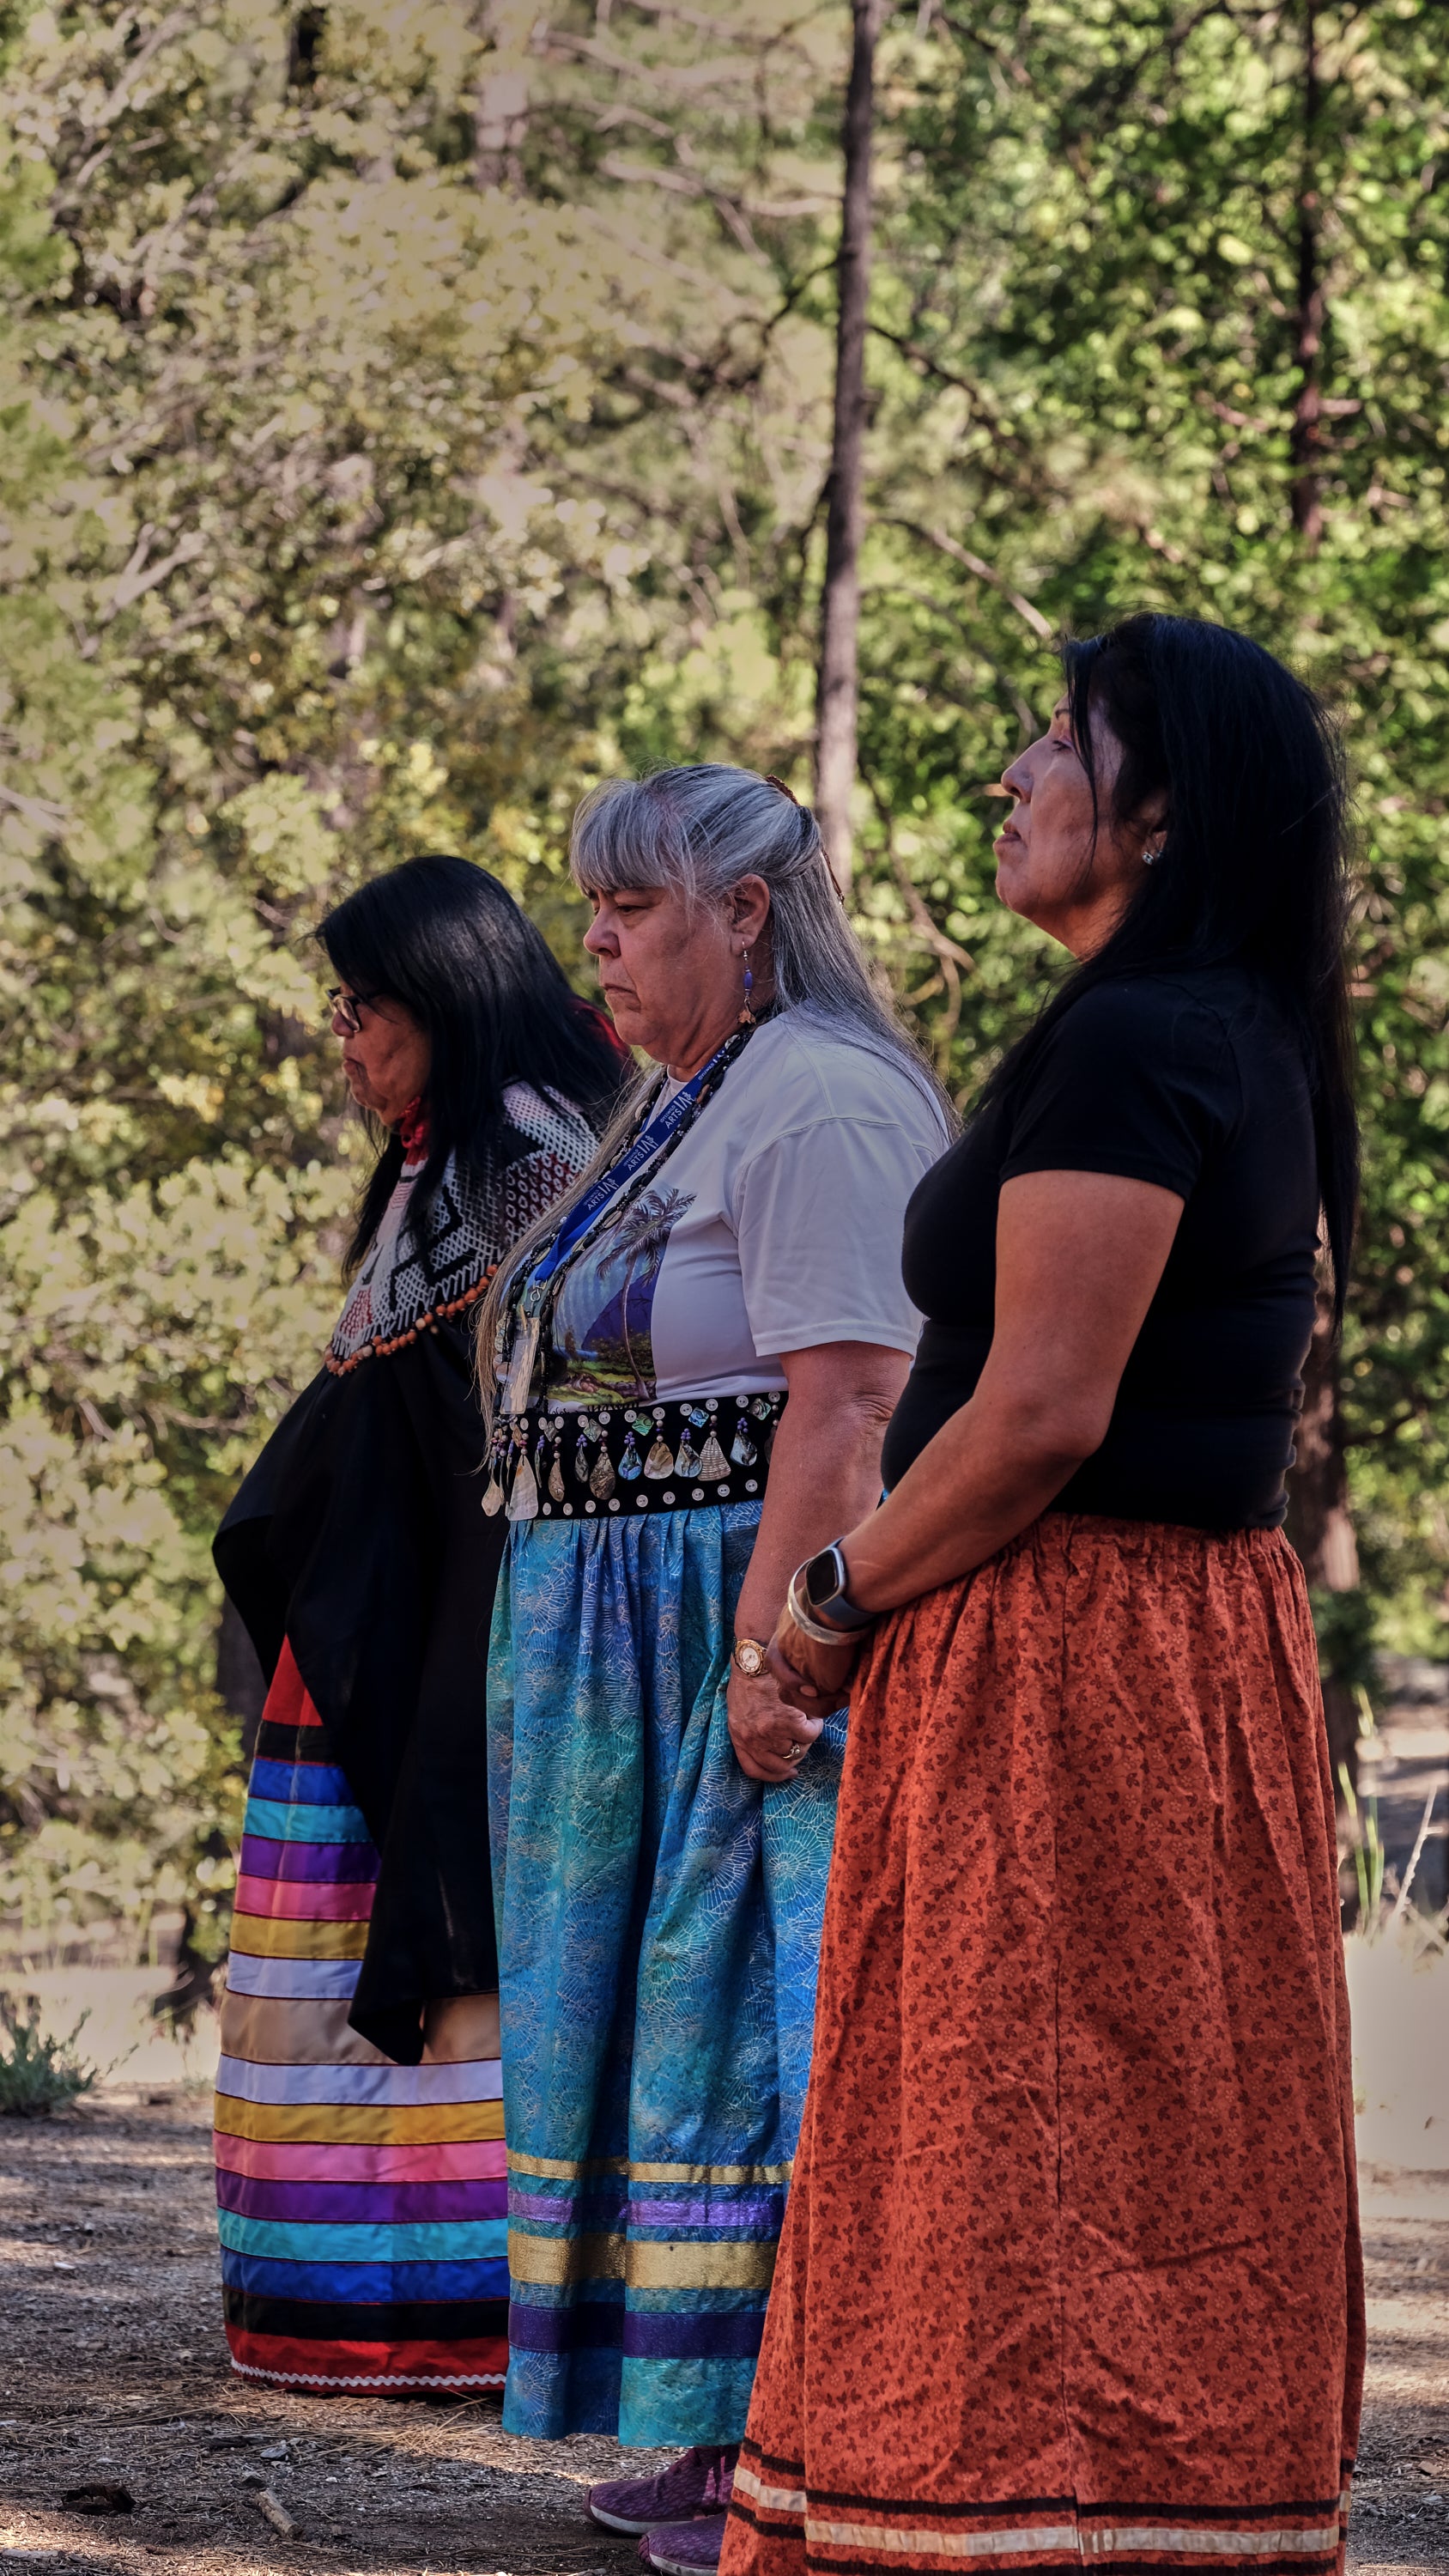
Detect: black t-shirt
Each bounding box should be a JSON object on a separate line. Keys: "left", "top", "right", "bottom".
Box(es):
{"left": 881, "top": 969, "right": 1321, "bottom": 1529}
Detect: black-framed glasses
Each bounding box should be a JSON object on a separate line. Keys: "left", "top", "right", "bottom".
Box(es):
{"left": 325, "top": 986, "right": 383, "bottom": 1036}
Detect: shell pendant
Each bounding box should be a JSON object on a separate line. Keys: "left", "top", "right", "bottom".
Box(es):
{"left": 506, "top": 1444, "right": 540, "bottom": 1522}
{"left": 699, "top": 1428, "right": 731, "bottom": 1480}
{"left": 590, "top": 1446, "right": 616, "bottom": 1501}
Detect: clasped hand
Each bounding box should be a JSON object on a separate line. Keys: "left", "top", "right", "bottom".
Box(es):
{"left": 764, "top": 1607, "right": 860, "bottom": 1722}
{"left": 726, "top": 1658, "right": 826, "bottom": 1783}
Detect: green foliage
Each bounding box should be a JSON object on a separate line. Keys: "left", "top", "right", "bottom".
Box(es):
{"left": 1308, "top": 1584, "right": 1378, "bottom": 1703}
{"left": 1337, "top": 1773, "right": 1387, "bottom": 1937}
{"left": 0, "top": 1995, "right": 98, "bottom": 2115}
{"left": 0, "top": 0, "right": 840, "bottom": 1953}
{"left": 2, "top": 0, "right": 1447, "bottom": 1961}
{"left": 848, "top": 1, "right": 1449, "bottom": 1645}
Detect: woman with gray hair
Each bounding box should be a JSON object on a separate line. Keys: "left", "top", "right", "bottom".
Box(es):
{"left": 480, "top": 765, "right": 948, "bottom": 2573}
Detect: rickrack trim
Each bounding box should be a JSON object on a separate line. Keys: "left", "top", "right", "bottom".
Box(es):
{"left": 229, "top": 2358, "right": 506, "bottom": 2391}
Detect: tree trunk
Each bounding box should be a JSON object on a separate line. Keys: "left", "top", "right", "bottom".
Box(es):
{"left": 815, "top": 0, "right": 889, "bottom": 890}
{"left": 1282, "top": 0, "right": 1359, "bottom": 1836}
{"left": 288, "top": 5, "right": 326, "bottom": 88}
{"left": 1284, "top": 1281, "right": 1362, "bottom": 1812}
{"left": 1290, "top": 0, "right": 1324, "bottom": 550}
{"left": 152, "top": 1598, "right": 269, "bottom": 2029}
{"left": 474, "top": 0, "right": 531, "bottom": 191}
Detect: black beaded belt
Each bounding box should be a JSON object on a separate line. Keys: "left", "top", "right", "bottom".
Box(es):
{"left": 483, "top": 1391, "right": 785, "bottom": 1522}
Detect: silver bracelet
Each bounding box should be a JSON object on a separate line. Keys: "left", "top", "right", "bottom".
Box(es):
{"left": 785, "top": 1567, "right": 855, "bottom": 1649}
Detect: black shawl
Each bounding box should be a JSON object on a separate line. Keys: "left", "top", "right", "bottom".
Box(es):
{"left": 214, "top": 1086, "right": 597, "bottom": 2062}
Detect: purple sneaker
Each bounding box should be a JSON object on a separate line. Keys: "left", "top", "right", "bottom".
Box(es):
{"left": 640, "top": 2514, "right": 731, "bottom": 2576}
{"left": 585, "top": 2445, "right": 737, "bottom": 2536}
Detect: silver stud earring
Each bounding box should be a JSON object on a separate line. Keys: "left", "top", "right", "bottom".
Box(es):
{"left": 1143, "top": 842, "right": 1163, "bottom": 867}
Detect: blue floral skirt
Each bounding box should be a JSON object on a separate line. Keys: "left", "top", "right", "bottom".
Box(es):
{"left": 488, "top": 1500, "right": 846, "bottom": 2448}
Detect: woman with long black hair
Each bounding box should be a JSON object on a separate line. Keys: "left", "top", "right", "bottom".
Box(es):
{"left": 725, "top": 617, "right": 1365, "bottom": 2576}
{"left": 213, "top": 854, "right": 624, "bottom": 2396}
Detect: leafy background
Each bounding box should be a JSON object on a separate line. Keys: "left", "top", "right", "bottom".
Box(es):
{"left": 1, "top": 0, "right": 1445, "bottom": 1974}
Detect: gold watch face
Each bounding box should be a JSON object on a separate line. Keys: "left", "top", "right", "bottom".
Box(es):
{"left": 733, "top": 1637, "right": 767, "bottom": 1678}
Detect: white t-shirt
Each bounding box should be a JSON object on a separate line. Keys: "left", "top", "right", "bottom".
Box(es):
{"left": 545, "top": 1012, "right": 948, "bottom": 1407}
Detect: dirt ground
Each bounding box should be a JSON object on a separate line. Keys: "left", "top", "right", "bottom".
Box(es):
{"left": 0, "top": 2093, "right": 1446, "bottom": 2576}
{"left": 0, "top": 2091, "right": 667, "bottom": 2576}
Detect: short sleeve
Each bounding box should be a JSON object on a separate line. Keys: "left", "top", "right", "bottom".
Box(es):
{"left": 735, "top": 1085, "right": 944, "bottom": 1358}
{"left": 1000, "top": 980, "right": 1241, "bottom": 1201}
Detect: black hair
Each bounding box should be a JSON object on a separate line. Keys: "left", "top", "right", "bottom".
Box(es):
{"left": 318, "top": 854, "right": 627, "bottom": 1277}
{"left": 991, "top": 612, "right": 1359, "bottom": 1319}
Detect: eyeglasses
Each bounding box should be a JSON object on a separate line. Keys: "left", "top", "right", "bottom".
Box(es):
{"left": 325, "top": 987, "right": 383, "bottom": 1036}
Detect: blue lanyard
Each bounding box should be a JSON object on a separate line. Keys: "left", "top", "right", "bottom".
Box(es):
{"left": 521, "top": 1034, "right": 734, "bottom": 1304}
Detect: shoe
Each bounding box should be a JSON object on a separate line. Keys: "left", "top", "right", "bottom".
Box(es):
{"left": 640, "top": 2518, "right": 731, "bottom": 2576}
{"left": 585, "top": 2446, "right": 736, "bottom": 2536}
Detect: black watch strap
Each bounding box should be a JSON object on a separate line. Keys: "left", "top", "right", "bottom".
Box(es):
{"left": 801, "top": 1543, "right": 876, "bottom": 1634}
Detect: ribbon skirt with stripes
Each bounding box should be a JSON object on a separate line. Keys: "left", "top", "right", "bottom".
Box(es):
{"left": 214, "top": 1642, "right": 508, "bottom": 2392}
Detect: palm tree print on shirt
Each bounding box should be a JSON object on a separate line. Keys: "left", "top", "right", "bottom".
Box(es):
{"left": 551, "top": 1185, "right": 694, "bottom": 1405}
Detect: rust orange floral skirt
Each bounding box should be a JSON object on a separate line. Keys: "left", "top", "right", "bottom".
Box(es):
{"left": 724, "top": 1516, "right": 1363, "bottom": 2576}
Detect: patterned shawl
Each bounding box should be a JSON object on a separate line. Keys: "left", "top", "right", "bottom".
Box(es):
{"left": 326, "top": 1081, "right": 598, "bottom": 1375}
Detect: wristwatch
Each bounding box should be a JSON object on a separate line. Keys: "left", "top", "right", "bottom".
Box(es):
{"left": 731, "top": 1637, "right": 769, "bottom": 1679}
{"left": 797, "top": 1542, "right": 876, "bottom": 1634}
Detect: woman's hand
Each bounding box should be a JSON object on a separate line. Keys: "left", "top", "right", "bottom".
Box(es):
{"left": 727, "top": 1660, "right": 825, "bottom": 1783}
{"left": 765, "top": 1610, "right": 860, "bottom": 1717}
{"left": 724, "top": 1340, "right": 908, "bottom": 1777}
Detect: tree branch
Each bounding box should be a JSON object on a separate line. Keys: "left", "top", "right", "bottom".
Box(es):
{"left": 883, "top": 517, "right": 1053, "bottom": 641}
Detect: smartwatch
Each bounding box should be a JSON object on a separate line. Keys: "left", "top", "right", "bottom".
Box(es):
{"left": 799, "top": 1543, "right": 876, "bottom": 1635}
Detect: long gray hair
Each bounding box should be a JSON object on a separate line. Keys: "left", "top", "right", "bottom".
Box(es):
{"left": 476, "top": 763, "right": 949, "bottom": 1418}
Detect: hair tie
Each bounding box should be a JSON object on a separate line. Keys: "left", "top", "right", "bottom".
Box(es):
{"left": 764, "top": 774, "right": 802, "bottom": 805}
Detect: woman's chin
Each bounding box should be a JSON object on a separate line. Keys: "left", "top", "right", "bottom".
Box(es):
{"left": 994, "top": 855, "right": 1028, "bottom": 914}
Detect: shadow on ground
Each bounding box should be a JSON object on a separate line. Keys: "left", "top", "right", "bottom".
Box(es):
{"left": 0, "top": 2095, "right": 670, "bottom": 2573}
{"left": 0, "top": 2097, "right": 1445, "bottom": 2573}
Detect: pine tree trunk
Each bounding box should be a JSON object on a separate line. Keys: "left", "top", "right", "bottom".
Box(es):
{"left": 1290, "top": 1, "right": 1325, "bottom": 550}
{"left": 815, "top": 0, "right": 888, "bottom": 890}
{"left": 1282, "top": 0, "right": 1359, "bottom": 1825}
{"left": 474, "top": 0, "right": 530, "bottom": 191}
{"left": 1284, "top": 1282, "right": 1362, "bottom": 1810}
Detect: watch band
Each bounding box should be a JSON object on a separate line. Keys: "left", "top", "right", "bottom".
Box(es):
{"left": 785, "top": 1568, "right": 857, "bottom": 1649}
{"left": 799, "top": 1541, "right": 877, "bottom": 1634}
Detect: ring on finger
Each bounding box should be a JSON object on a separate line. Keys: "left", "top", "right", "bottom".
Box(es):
{"left": 782, "top": 1741, "right": 809, "bottom": 1765}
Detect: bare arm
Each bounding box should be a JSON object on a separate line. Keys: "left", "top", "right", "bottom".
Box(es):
{"left": 769, "top": 1170, "right": 1185, "bottom": 1704}
{"left": 727, "top": 1338, "right": 911, "bottom": 1782}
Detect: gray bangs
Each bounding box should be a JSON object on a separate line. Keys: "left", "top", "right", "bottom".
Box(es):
{"left": 569, "top": 764, "right": 949, "bottom": 1104}
{"left": 571, "top": 775, "right": 700, "bottom": 898}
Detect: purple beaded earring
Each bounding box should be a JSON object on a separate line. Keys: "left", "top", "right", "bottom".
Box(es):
{"left": 738, "top": 948, "right": 755, "bottom": 1027}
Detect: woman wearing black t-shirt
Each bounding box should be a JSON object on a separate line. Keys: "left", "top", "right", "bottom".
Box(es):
{"left": 723, "top": 617, "right": 1364, "bottom": 2576}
